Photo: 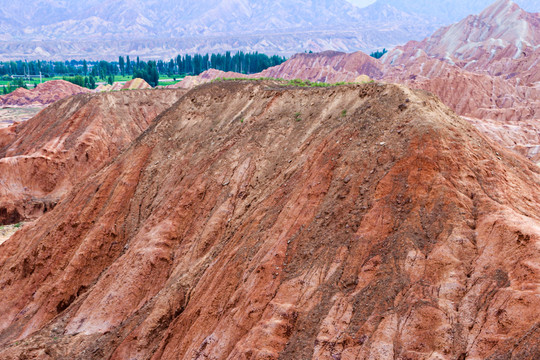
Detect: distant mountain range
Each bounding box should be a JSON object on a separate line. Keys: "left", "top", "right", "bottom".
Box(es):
{"left": 365, "top": 0, "right": 538, "bottom": 23}
{"left": 0, "top": 0, "right": 537, "bottom": 60}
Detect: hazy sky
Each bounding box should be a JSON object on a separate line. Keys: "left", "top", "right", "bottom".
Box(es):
{"left": 346, "top": 0, "right": 377, "bottom": 7}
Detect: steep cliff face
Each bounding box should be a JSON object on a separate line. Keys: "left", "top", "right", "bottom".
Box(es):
{"left": 0, "top": 89, "right": 185, "bottom": 224}
{"left": 0, "top": 81, "right": 538, "bottom": 359}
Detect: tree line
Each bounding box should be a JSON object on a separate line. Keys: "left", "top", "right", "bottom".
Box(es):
{"left": 0, "top": 52, "right": 287, "bottom": 92}
{"left": 369, "top": 49, "right": 388, "bottom": 59}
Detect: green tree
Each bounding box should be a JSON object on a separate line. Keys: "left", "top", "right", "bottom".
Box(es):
{"left": 370, "top": 48, "right": 387, "bottom": 59}
{"left": 89, "top": 75, "right": 96, "bottom": 89}
{"left": 119, "top": 56, "right": 125, "bottom": 76}
{"left": 63, "top": 75, "right": 85, "bottom": 87}
{"left": 147, "top": 61, "right": 159, "bottom": 87}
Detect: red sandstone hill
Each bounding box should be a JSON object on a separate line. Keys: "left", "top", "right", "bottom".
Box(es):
{"left": 0, "top": 89, "right": 185, "bottom": 224}
{"left": 383, "top": 0, "right": 540, "bottom": 84}
{"left": 0, "top": 80, "right": 92, "bottom": 107}
{"left": 0, "top": 80, "right": 538, "bottom": 359}
{"left": 258, "top": 51, "right": 384, "bottom": 82}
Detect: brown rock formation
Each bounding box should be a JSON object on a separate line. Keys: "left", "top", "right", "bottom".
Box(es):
{"left": 379, "top": 0, "right": 540, "bottom": 122}
{"left": 0, "top": 81, "right": 538, "bottom": 359}
{"left": 0, "top": 89, "right": 185, "bottom": 224}
{"left": 0, "top": 80, "right": 91, "bottom": 107}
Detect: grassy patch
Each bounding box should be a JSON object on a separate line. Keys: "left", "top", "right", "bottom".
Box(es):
{"left": 158, "top": 80, "right": 181, "bottom": 86}
{"left": 0, "top": 74, "right": 186, "bottom": 88}
{"left": 212, "top": 77, "right": 284, "bottom": 83}
{"left": 211, "top": 77, "right": 373, "bottom": 88}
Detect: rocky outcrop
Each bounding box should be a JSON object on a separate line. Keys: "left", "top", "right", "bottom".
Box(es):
{"left": 0, "top": 81, "right": 538, "bottom": 359}
{"left": 0, "top": 80, "right": 91, "bottom": 107}
{"left": 0, "top": 89, "right": 185, "bottom": 224}
{"left": 400, "top": 68, "right": 540, "bottom": 164}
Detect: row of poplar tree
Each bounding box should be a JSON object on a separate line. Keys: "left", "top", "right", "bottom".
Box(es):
{"left": 0, "top": 51, "right": 287, "bottom": 90}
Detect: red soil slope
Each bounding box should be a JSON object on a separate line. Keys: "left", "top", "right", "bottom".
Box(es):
{"left": 0, "top": 81, "right": 538, "bottom": 359}
{"left": 0, "top": 80, "right": 91, "bottom": 107}
{"left": 0, "top": 89, "right": 185, "bottom": 224}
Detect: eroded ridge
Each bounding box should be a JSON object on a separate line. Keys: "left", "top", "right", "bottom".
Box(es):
{"left": 0, "top": 81, "right": 538, "bottom": 360}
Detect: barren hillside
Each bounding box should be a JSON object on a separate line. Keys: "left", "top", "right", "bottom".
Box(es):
{"left": 0, "top": 81, "right": 538, "bottom": 359}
